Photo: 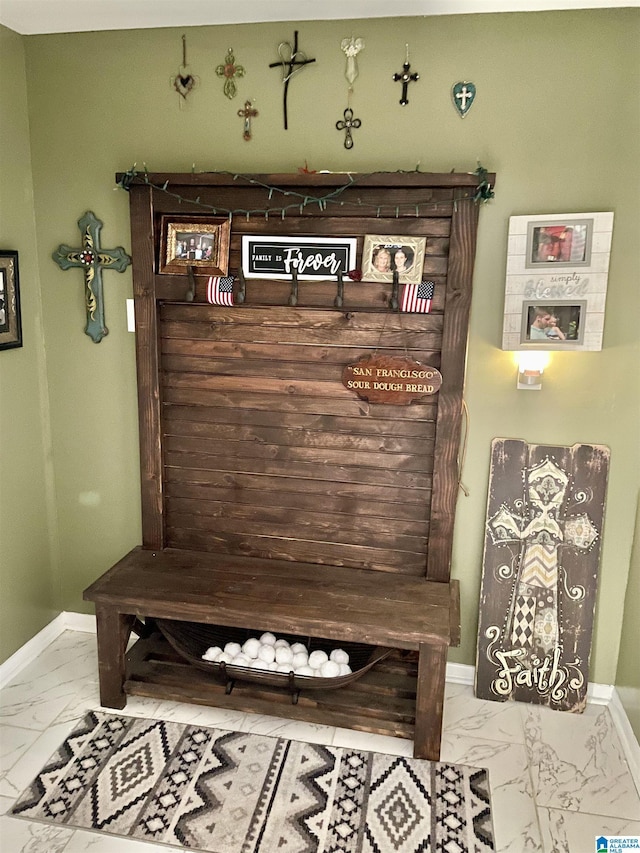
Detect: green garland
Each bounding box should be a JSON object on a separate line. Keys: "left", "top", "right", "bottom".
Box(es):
{"left": 117, "top": 163, "right": 494, "bottom": 218}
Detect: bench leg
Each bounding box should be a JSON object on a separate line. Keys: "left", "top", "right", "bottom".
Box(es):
{"left": 413, "top": 640, "right": 448, "bottom": 761}
{"left": 95, "top": 606, "right": 134, "bottom": 710}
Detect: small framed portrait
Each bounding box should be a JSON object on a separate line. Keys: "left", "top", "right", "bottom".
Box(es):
{"left": 159, "top": 216, "right": 231, "bottom": 275}
{"left": 525, "top": 218, "right": 593, "bottom": 269}
{"left": 362, "top": 235, "right": 426, "bottom": 285}
{"left": 520, "top": 301, "right": 587, "bottom": 348}
{"left": 0, "top": 250, "right": 22, "bottom": 351}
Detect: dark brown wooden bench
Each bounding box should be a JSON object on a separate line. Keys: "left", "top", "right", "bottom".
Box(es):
{"left": 82, "top": 170, "right": 492, "bottom": 763}
{"left": 84, "top": 547, "right": 459, "bottom": 759}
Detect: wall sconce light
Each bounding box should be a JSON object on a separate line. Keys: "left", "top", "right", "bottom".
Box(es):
{"left": 516, "top": 351, "right": 549, "bottom": 390}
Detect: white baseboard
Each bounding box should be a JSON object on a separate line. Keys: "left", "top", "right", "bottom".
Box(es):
{"left": 445, "top": 662, "right": 475, "bottom": 685}
{"left": 0, "top": 611, "right": 96, "bottom": 689}
{"left": 609, "top": 687, "right": 640, "bottom": 799}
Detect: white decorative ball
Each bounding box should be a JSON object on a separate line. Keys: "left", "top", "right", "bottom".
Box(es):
{"left": 291, "top": 642, "right": 308, "bottom": 655}
{"left": 294, "top": 665, "right": 314, "bottom": 676}
{"left": 231, "top": 655, "right": 251, "bottom": 668}
{"left": 330, "top": 649, "right": 349, "bottom": 665}
{"left": 250, "top": 658, "right": 266, "bottom": 669}
{"left": 224, "top": 642, "right": 242, "bottom": 658}
{"left": 275, "top": 646, "right": 294, "bottom": 664}
{"left": 258, "top": 644, "right": 276, "bottom": 663}
{"left": 202, "top": 646, "right": 222, "bottom": 662}
{"left": 291, "top": 652, "right": 308, "bottom": 669}
{"left": 260, "top": 632, "right": 276, "bottom": 646}
{"left": 308, "top": 650, "right": 329, "bottom": 669}
{"left": 242, "top": 637, "right": 261, "bottom": 659}
{"left": 338, "top": 663, "right": 352, "bottom": 676}
{"left": 274, "top": 638, "right": 290, "bottom": 649}
{"left": 320, "top": 660, "right": 341, "bottom": 678}
{"left": 216, "top": 652, "right": 232, "bottom": 664}
{"left": 266, "top": 661, "right": 279, "bottom": 671}
{"left": 276, "top": 663, "right": 294, "bottom": 673}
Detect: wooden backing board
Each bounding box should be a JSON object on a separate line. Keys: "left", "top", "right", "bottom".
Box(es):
{"left": 474, "top": 439, "right": 610, "bottom": 712}
{"left": 122, "top": 171, "right": 492, "bottom": 583}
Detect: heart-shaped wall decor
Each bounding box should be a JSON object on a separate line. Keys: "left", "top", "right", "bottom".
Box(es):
{"left": 173, "top": 67, "right": 196, "bottom": 99}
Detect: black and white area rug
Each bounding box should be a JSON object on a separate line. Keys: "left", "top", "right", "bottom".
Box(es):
{"left": 12, "top": 711, "right": 495, "bottom": 852}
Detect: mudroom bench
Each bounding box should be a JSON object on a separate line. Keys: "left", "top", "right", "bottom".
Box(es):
{"left": 82, "top": 170, "right": 493, "bottom": 765}
{"left": 84, "top": 547, "right": 460, "bottom": 760}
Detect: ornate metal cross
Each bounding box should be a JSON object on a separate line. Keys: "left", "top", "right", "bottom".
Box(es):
{"left": 237, "top": 100, "right": 258, "bottom": 141}
{"left": 216, "top": 47, "right": 245, "bottom": 99}
{"left": 393, "top": 58, "right": 419, "bottom": 106}
{"left": 336, "top": 108, "right": 361, "bottom": 149}
{"left": 269, "top": 30, "right": 316, "bottom": 129}
{"left": 53, "top": 211, "right": 131, "bottom": 343}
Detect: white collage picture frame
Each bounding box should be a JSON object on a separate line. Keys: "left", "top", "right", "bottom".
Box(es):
{"left": 502, "top": 211, "right": 614, "bottom": 351}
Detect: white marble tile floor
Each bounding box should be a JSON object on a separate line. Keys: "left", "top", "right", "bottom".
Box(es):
{"left": 1, "top": 631, "right": 638, "bottom": 853}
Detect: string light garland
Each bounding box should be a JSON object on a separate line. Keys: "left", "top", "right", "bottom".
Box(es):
{"left": 117, "top": 164, "right": 494, "bottom": 218}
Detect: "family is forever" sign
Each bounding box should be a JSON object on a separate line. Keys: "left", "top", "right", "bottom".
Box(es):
{"left": 242, "top": 236, "right": 357, "bottom": 280}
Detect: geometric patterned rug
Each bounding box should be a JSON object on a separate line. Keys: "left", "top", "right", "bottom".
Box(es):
{"left": 12, "top": 711, "right": 495, "bottom": 852}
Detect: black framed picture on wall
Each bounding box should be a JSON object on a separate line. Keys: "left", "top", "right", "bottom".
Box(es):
{"left": 0, "top": 250, "right": 22, "bottom": 351}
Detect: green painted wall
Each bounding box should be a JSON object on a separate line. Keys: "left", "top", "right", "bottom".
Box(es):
{"left": 2, "top": 10, "right": 638, "bottom": 691}
{"left": 0, "top": 25, "right": 58, "bottom": 660}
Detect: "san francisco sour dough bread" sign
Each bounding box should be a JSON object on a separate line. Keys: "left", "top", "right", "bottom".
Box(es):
{"left": 342, "top": 355, "right": 442, "bottom": 405}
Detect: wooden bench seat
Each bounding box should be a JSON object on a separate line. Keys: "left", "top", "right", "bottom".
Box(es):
{"left": 84, "top": 546, "right": 460, "bottom": 760}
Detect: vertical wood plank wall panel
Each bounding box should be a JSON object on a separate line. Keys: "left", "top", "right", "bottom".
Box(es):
{"left": 129, "top": 186, "right": 164, "bottom": 549}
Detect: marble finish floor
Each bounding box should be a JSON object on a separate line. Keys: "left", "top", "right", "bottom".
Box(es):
{"left": 0, "top": 630, "right": 639, "bottom": 852}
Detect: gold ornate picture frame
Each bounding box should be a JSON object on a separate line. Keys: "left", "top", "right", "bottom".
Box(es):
{"left": 159, "top": 216, "right": 231, "bottom": 275}
{"left": 361, "top": 235, "right": 426, "bottom": 285}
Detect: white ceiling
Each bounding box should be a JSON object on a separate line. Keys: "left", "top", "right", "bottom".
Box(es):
{"left": 0, "top": 0, "right": 635, "bottom": 35}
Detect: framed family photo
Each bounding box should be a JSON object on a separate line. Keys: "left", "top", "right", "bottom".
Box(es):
{"left": 159, "top": 216, "right": 231, "bottom": 275}
{"left": 525, "top": 218, "right": 593, "bottom": 269}
{"left": 0, "top": 250, "right": 22, "bottom": 351}
{"left": 520, "top": 301, "right": 587, "bottom": 347}
{"left": 362, "top": 235, "right": 426, "bottom": 285}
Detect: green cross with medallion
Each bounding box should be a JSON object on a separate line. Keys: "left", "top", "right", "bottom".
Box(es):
{"left": 53, "top": 211, "right": 131, "bottom": 343}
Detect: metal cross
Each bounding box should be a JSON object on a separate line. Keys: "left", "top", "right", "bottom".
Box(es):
{"left": 237, "top": 100, "right": 258, "bottom": 141}
{"left": 216, "top": 48, "right": 245, "bottom": 99}
{"left": 336, "top": 107, "right": 361, "bottom": 149}
{"left": 52, "top": 211, "right": 131, "bottom": 343}
{"left": 269, "top": 30, "right": 316, "bottom": 130}
{"left": 393, "top": 57, "right": 419, "bottom": 106}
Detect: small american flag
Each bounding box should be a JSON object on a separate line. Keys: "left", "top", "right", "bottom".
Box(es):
{"left": 207, "top": 276, "right": 234, "bottom": 306}
{"left": 400, "top": 280, "right": 435, "bottom": 313}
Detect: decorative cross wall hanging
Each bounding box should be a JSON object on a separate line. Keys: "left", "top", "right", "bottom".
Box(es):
{"left": 475, "top": 440, "right": 609, "bottom": 713}
{"left": 269, "top": 30, "right": 316, "bottom": 130}
{"left": 237, "top": 100, "right": 258, "bottom": 141}
{"left": 216, "top": 48, "right": 245, "bottom": 99}
{"left": 52, "top": 211, "right": 131, "bottom": 343}
{"left": 452, "top": 81, "right": 476, "bottom": 118}
{"left": 336, "top": 108, "right": 361, "bottom": 150}
{"left": 393, "top": 44, "right": 419, "bottom": 106}
{"left": 336, "top": 36, "right": 364, "bottom": 149}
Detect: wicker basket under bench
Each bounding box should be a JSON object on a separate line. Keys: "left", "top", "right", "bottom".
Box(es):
{"left": 83, "top": 170, "right": 492, "bottom": 762}
{"left": 84, "top": 547, "right": 460, "bottom": 760}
